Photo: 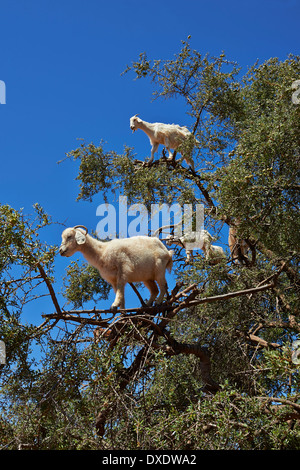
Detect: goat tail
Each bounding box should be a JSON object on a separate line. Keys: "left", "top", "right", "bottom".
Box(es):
{"left": 166, "top": 250, "right": 174, "bottom": 273}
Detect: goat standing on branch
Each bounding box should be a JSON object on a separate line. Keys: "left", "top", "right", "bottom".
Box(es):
{"left": 198, "top": 230, "right": 226, "bottom": 265}
{"left": 59, "top": 226, "right": 173, "bottom": 311}
{"left": 228, "top": 225, "right": 251, "bottom": 265}
{"left": 165, "top": 229, "right": 226, "bottom": 264}
{"left": 130, "top": 115, "right": 196, "bottom": 169}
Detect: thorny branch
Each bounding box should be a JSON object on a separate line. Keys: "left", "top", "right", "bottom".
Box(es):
{"left": 38, "top": 268, "right": 289, "bottom": 437}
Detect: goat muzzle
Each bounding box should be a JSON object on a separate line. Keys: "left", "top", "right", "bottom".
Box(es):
{"left": 59, "top": 245, "right": 67, "bottom": 256}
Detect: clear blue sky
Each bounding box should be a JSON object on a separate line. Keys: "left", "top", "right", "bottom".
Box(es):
{"left": 0, "top": 0, "right": 299, "bottom": 319}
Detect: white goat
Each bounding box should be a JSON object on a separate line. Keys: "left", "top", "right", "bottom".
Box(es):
{"left": 202, "top": 243, "right": 227, "bottom": 265}
{"left": 165, "top": 229, "right": 226, "bottom": 264}
{"left": 130, "top": 115, "right": 196, "bottom": 169}
{"left": 59, "top": 225, "right": 173, "bottom": 310}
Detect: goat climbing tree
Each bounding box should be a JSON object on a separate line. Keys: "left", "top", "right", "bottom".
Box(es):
{"left": 0, "top": 40, "right": 299, "bottom": 450}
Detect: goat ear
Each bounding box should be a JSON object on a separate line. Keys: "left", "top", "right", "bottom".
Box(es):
{"left": 75, "top": 230, "right": 86, "bottom": 245}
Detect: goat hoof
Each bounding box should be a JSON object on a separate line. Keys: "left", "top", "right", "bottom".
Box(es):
{"left": 110, "top": 305, "right": 119, "bottom": 313}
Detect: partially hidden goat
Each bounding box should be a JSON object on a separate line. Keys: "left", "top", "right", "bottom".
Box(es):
{"left": 130, "top": 114, "right": 196, "bottom": 168}
{"left": 59, "top": 225, "right": 173, "bottom": 310}
{"left": 165, "top": 229, "right": 226, "bottom": 264}
{"left": 228, "top": 226, "right": 250, "bottom": 264}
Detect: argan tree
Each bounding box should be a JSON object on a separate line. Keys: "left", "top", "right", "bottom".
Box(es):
{"left": 0, "top": 39, "right": 299, "bottom": 450}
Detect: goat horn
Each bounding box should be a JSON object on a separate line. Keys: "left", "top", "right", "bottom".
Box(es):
{"left": 74, "top": 225, "right": 88, "bottom": 234}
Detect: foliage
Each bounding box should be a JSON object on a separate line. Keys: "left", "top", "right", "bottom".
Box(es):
{"left": 63, "top": 261, "right": 111, "bottom": 309}
{"left": 0, "top": 39, "right": 299, "bottom": 450}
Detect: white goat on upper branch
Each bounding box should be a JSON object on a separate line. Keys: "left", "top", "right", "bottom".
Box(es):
{"left": 59, "top": 225, "right": 173, "bottom": 311}
{"left": 130, "top": 115, "right": 196, "bottom": 169}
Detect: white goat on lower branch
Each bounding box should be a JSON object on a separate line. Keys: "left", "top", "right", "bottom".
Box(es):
{"left": 130, "top": 114, "right": 196, "bottom": 169}
{"left": 165, "top": 229, "right": 226, "bottom": 264}
{"left": 59, "top": 225, "right": 173, "bottom": 311}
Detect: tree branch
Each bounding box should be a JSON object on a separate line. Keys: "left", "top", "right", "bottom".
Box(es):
{"left": 256, "top": 397, "right": 300, "bottom": 413}
{"left": 161, "top": 332, "right": 220, "bottom": 393}
{"left": 175, "top": 281, "right": 275, "bottom": 311}
{"left": 36, "top": 262, "right": 62, "bottom": 316}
